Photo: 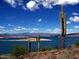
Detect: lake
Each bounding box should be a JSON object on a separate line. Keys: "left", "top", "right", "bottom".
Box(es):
{"left": 0, "top": 36, "right": 79, "bottom": 54}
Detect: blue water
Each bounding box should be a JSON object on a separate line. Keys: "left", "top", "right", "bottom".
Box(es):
{"left": 0, "top": 36, "right": 79, "bottom": 54}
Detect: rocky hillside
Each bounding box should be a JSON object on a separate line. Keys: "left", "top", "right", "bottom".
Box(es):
{"left": 24, "top": 46, "right": 79, "bottom": 59}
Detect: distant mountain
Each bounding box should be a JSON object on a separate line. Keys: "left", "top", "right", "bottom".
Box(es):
{"left": 0, "top": 33, "right": 60, "bottom": 38}
{"left": 68, "top": 33, "right": 79, "bottom": 35}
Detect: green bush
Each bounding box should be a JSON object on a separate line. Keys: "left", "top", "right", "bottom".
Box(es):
{"left": 40, "top": 47, "right": 52, "bottom": 51}
{"left": 53, "top": 45, "right": 59, "bottom": 49}
{"left": 75, "top": 41, "right": 79, "bottom": 46}
{"left": 11, "top": 45, "right": 28, "bottom": 57}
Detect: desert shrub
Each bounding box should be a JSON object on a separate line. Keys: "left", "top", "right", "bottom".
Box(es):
{"left": 40, "top": 47, "right": 52, "bottom": 51}
{"left": 53, "top": 45, "right": 59, "bottom": 49}
{"left": 75, "top": 41, "right": 79, "bottom": 46}
{"left": 67, "top": 45, "right": 72, "bottom": 49}
{"left": 11, "top": 45, "right": 28, "bottom": 57}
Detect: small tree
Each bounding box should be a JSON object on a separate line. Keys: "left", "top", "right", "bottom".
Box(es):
{"left": 11, "top": 45, "right": 28, "bottom": 58}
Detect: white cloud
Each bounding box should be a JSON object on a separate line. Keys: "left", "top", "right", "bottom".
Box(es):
{"left": 13, "top": 26, "right": 26, "bottom": 31}
{"left": 7, "top": 27, "right": 31, "bottom": 33}
{"left": 28, "top": 0, "right": 79, "bottom": 10}
{"left": 52, "top": 28, "right": 61, "bottom": 34}
{"left": 36, "top": 18, "right": 42, "bottom": 26}
{"left": 69, "top": 16, "right": 79, "bottom": 22}
{"left": 67, "top": 29, "right": 74, "bottom": 34}
{"left": 29, "top": 31, "right": 34, "bottom": 33}
{"left": 67, "top": 28, "right": 79, "bottom": 34}
{"left": 8, "top": 24, "right": 14, "bottom": 26}
{"left": 44, "top": 29, "right": 53, "bottom": 33}
{"left": 0, "top": 30, "right": 6, "bottom": 34}
{"left": 28, "top": 28, "right": 39, "bottom": 33}
{"left": 14, "top": 28, "right": 21, "bottom": 31}
{"left": 17, "top": 0, "right": 23, "bottom": 6}
{"left": 52, "top": 28, "right": 76, "bottom": 34}
{"left": 41, "top": 28, "right": 61, "bottom": 34}
{"left": 33, "top": 28, "right": 39, "bottom": 31}
{"left": 55, "top": 0, "right": 79, "bottom": 5}
{"left": 29, "top": 28, "right": 52, "bottom": 33}
{"left": 38, "top": 18, "right": 42, "bottom": 22}
{"left": 66, "top": 21, "right": 71, "bottom": 24}
{"left": 4, "top": 0, "right": 17, "bottom": 7}
{"left": 26, "top": 0, "right": 54, "bottom": 10}
{"left": 69, "top": 17, "right": 73, "bottom": 21}
{"left": 21, "top": 27, "right": 26, "bottom": 30}
{"left": 17, "top": 26, "right": 21, "bottom": 28}
{"left": 72, "top": 12, "right": 79, "bottom": 15}
{"left": 45, "top": 28, "right": 79, "bottom": 34}
{"left": 12, "top": 26, "right": 40, "bottom": 33}
{"left": 4, "top": 0, "right": 27, "bottom": 10}
{"left": 40, "top": 0, "right": 54, "bottom": 8}
{"left": 74, "top": 26, "right": 79, "bottom": 29}
{"left": 26, "top": 1, "right": 39, "bottom": 11}
{"left": 4, "top": 0, "right": 79, "bottom": 11}
{"left": 0, "top": 26, "right": 5, "bottom": 29}
{"left": 46, "top": 29, "right": 52, "bottom": 32}
{"left": 0, "top": 26, "right": 6, "bottom": 34}
{"left": 14, "top": 26, "right": 29, "bottom": 31}
{"left": 22, "top": 6, "right": 27, "bottom": 10}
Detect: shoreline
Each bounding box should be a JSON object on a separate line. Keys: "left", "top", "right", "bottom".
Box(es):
{"left": 0, "top": 38, "right": 51, "bottom": 42}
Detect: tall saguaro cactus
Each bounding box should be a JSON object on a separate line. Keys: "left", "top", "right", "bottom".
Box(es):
{"left": 28, "top": 40, "right": 31, "bottom": 59}
{"left": 36, "top": 34, "right": 40, "bottom": 52}
{"left": 60, "top": 5, "right": 66, "bottom": 48}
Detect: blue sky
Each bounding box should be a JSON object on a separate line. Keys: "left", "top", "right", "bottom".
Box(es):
{"left": 0, "top": 0, "right": 79, "bottom": 34}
